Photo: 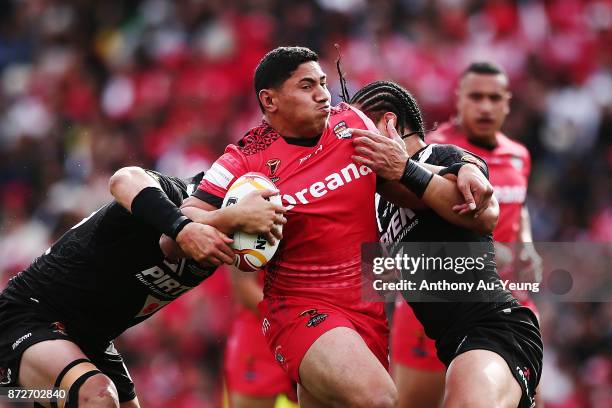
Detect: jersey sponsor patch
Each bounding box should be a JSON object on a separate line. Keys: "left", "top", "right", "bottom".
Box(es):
{"left": 203, "top": 162, "right": 235, "bottom": 189}
{"left": 299, "top": 309, "right": 328, "bottom": 327}
{"left": 379, "top": 206, "right": 418, "bottom": 244}
{"left": 266, "top": 159, "right": 281, "bottom": 182}
{"left": 135, "top": 295, "right": 171, "bottom": 317}
{"left": 135, "top": 262, "right": 195, "bottom": 298}
{"left": 333, "top": 121, "right": 352, "bottom": 139}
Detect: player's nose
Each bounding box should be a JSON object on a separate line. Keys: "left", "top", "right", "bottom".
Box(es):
{"left": 314, "top": 85, "right": 330, "bottom": 103}
{"left": 478, "top": 98, "right": 494, "bottom": 112}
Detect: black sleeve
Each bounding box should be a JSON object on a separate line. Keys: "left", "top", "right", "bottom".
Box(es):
{"left": 431, "top": 144, "right": 489, "bottom": 179}
{"left": 192, "top": 189, "right": 223, "bottom": 209}
{"left": 144, "top": 170, "right": 189, "bottom": 206}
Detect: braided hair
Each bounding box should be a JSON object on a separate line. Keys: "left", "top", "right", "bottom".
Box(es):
{"left": 349, "top": 81, "right": 426, "bottom": 140}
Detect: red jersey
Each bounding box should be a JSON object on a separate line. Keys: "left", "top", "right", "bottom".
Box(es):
{"left": 429, "top": 122, "right": 531, "bottom": 243}
{"left": 196, "top": 103, "right": 379, "bottom": 302}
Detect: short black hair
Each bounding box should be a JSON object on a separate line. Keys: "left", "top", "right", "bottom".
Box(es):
{"left": 350, "top": 80, "right": 426, "bottom": 140}
{"left": 254, "top": 46, "right": 319, "bottom": 112}
{"left": 461, "top": 61, "right": 507, "bottom": 78}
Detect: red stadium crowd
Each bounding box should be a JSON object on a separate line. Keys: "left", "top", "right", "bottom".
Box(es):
{"left": 0, "top": 0, "right": 610, "bottom": 407}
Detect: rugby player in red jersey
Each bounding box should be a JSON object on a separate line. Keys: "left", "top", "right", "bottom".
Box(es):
{"left": 174, "top": 47, "right": 499, "bottom": 407}
{"left": 224, "top": 270, "right": 296, "bottom": 408}
{"left": 429, "top": 61, "right": 542, "bottom": 287}
{"left": 352, "top": 64, "right": 540, "bottom": 407}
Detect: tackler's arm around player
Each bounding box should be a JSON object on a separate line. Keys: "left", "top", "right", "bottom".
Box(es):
{"left": 159, "top": 189, "right": 286, "bottom": 263}
{"left": 180, "top": 188, "right": 286, "bottom": 244}
{"left": 109, "top": 166, "right": 235, "bottom": 266}
{"left": 109, "top": 166, "right": 164, "bottom": 210}
{"left": 350, "top": 121, "right": 498, "bottom": 234}
{"left": 426, "top": 160, "right": 499, "bottom": 234}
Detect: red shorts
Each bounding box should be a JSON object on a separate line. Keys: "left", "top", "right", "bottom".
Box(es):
{"left": 224, "top": 310, "right": 296, "bottom": 399}
{"left": 257, "top": 295, "right": 389, "bottom": 383}
{"left": 391, "top": 300, "right": 445, "bottom": 372}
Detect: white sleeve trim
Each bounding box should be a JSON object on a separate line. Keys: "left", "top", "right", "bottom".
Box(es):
{"left": 203, "top": 162, "right": 234, "bottom": 189}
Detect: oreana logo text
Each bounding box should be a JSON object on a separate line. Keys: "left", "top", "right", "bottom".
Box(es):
{"left": 281, "top": 162, "right": 372, "bottom": 210}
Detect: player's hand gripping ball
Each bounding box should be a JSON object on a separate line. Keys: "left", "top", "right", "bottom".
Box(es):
{"left": 222, "top": 172, "right": 282, "bottom": 272}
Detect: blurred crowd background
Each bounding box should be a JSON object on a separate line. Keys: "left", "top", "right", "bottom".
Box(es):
{"left": 0, "top": 0, "right": 610, "bottom": 407}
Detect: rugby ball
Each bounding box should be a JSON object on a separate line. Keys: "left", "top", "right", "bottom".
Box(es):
{"left": 222, "top": 172, "right": 282, "bottom": 272}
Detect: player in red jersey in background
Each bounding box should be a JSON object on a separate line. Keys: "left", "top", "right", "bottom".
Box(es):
{"left": 167, "top": 47, "right": 498, "bottom": 408}
{"left": 224, "top": 269, "right": 296, "bottom": 408}
{"left": 391, "top": 61, "right": 543, "bottom": 407}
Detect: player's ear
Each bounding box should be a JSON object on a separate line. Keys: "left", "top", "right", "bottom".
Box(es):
{"left": 383, "top": 112, "right": 397, "bottom": 128}
{"left": 259, "top": 89, "right": 278, "bottom": 113}
{"left": 379, "top": 112, "right": 397, "bottom": 136}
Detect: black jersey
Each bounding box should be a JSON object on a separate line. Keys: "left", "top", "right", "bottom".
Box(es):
{"left": 0, "top": 171, "right": 214, "bottom": 344}
{"left": 377, "top": 144, "right": 515, "bottom": 341}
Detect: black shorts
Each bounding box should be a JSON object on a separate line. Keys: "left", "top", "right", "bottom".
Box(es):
{"left": 0, "top": 296, "right": 136, "bottom": 403}
{"left": 437, "top": 302, "right": 543, "bottom": 408}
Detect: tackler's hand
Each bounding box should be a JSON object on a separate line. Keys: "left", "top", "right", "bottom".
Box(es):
{"left": 350, "top": 119, "right": 409, "bottom": 181}
{"left": 452, "top": 164, "right": 494, "bottom": 218}
{"left": 176, "top": 224, "right": 235, "bottom": 266}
